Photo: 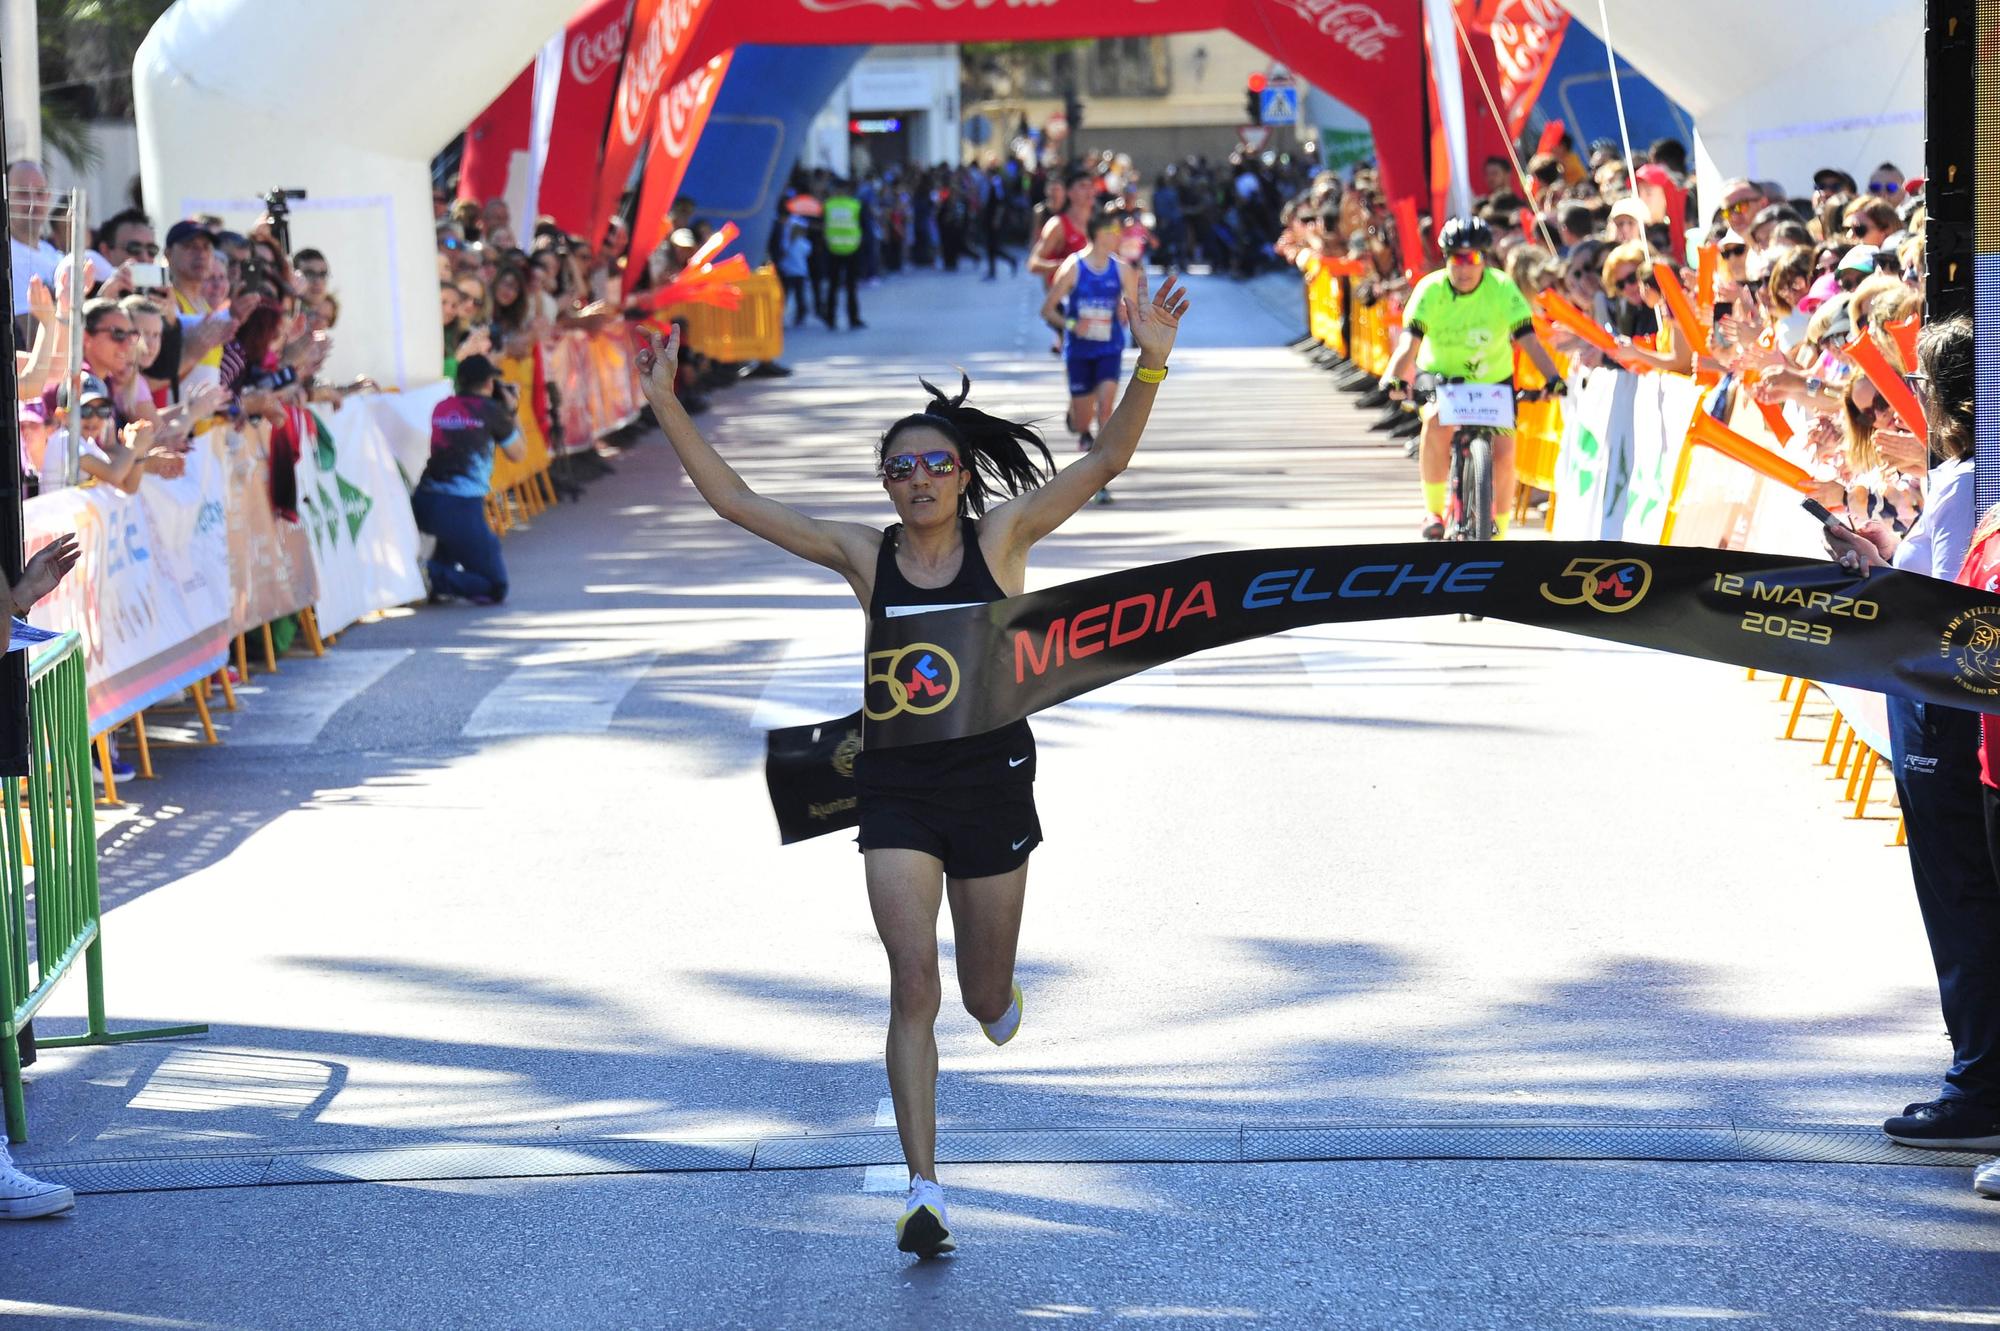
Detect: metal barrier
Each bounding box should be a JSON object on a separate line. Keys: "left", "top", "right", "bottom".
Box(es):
{"left": 2, "top": 633, "right": 206, "bottom": 1143}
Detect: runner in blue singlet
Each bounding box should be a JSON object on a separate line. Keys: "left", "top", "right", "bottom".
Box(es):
{"left": 1041, "top": 209, "right": 1140, "bottom": 504}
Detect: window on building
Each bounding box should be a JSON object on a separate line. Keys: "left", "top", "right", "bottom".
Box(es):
{"left": 1087, "top": 38, "right": 1170, "bottom": 98}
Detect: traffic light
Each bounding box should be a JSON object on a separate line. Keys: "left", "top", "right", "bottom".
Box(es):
{"left": 1246, "top": 72, "right": 1266, "bottom": 124}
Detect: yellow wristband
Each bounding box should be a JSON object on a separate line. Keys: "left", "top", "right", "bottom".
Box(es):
{"left": 1134, "top": 364, "right": 1168, "bottom": 384}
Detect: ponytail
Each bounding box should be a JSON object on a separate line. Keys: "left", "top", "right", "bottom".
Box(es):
{"left": 882, "top": 372, "right": 1054, "bottom": 516}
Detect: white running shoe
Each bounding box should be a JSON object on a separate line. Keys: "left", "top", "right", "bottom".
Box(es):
{"left": 1976, "top": 1159, "right": 2000, "bottom": 1199}
{"left": 0, "top": 1142, "right": 74, "bottom": 1219}
{"left": 896, "top": 1174, "right": 955, "bottom": 1256}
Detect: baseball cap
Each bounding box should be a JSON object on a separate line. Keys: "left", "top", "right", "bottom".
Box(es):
{"left": 1838, "top": 245, "right": 1877, "bottom": 275}
{"left": 163, "top": 219, "right": 216, "bottom": 249}
{"left": 1720, "top": 178, "right": 1762, "bottom": 207}
{"left": 17, "top": 400, "right": 45, "bottom": 424}
{"left": 1819, "top": 294, "right": 1854, "bottom": 344}
{"left": 1608, "top": 197, "right": 1650, "bottom": 228}
{"left": 1719, "top": 231, "right": 1751, "bottom": 255}
{"left": 58, "top": 373, "right": 111, "bottom": 409}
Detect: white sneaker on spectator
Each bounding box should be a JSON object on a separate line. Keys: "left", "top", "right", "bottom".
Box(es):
{"left": 0, "top": 1141, "right": 74, "bottom": 1218}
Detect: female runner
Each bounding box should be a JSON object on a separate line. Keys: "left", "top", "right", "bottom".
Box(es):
{"left": 633, "top": 271, "right": 1191, "bottom": 1257}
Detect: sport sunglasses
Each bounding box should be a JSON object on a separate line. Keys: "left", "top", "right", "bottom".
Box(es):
{"left": 880, "top": 450, "right": 961, "bottom": 481}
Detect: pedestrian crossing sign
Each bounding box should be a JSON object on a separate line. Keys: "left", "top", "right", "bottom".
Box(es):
{"left": 1260, "top": 87, "right": 1298, "bottom": 126}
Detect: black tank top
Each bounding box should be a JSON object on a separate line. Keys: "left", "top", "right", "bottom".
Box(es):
{"left": 857, "top": 517, "right": 1036, "bottom": 792}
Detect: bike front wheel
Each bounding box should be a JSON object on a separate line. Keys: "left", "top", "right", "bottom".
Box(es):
{"left": 1464, "top": 434, "right": 1495, "bottom": 542}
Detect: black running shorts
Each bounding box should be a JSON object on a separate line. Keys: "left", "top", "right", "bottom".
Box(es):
{"left": 856, "top": 784, "right": 1042, "bottom": 879}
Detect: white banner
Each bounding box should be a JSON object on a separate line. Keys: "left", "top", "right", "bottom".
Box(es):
{"left": 297, "top": 402, "right": 425, "bottom": 637}
{"left": 1552, "top": 369, "right": 1701, "bottom": 544}
{"left": 25, "top": 462, "right": 231, "bottom": 733}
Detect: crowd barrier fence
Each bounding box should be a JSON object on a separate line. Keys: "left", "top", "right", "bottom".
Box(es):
{"left": 654, "top": 266, "right": 788, "bottom": 367}
{"left": 1, "top": 633, "right": 207, "bottom": 1141}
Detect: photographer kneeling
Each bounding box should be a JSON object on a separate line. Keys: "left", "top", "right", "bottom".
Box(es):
{"left": 414, "top": 354, "right": 524, "bottom": 606}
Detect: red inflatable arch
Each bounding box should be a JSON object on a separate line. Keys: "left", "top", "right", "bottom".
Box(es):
{"left": 598, "top": 0, "right": 1432, "bottom": 267}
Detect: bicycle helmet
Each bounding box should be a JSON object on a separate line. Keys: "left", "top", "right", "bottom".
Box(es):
{"left": 1437, "top": 215, "right": 1493, "bottom": 253}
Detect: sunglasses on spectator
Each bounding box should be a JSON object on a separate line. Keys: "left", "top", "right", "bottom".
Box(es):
{"left": 1725, "top": 199, "right": 1758, "bottom": 215}
{"left": 77, "top": 403, "right": 113, "bottom": 419}
{"left": 1868, "top": 181, "right": 1900, "bottom": 194}
{"left": 880, "top": 450, "right": 961, "bottom": 481}
{"left": 89, "top": 325, "right": 134, "bottom": 341}
{"left": 299, "top": 266, "right": 329, "bottom": 279}
{"left": 122, "top": 242, "right": 160, "bottom": 258}
{"left": 1614, "top": 271, "right": 1640, "bottom": 289}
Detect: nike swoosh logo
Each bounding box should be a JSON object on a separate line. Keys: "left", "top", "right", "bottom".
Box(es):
{"left": 1008, "top": 756, "right": 1029, "bottom": 768}
{"left": 1011, "top": 836, "right": 1032, "bottom": 851}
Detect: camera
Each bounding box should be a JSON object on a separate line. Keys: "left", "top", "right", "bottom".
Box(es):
{"left": 261, "top": 187, "right": 307, "bottom": 251}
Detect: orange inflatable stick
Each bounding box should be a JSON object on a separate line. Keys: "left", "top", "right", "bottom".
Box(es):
{"left": 1537, "top": 290, "right": 1649, "bottom": 370}
{"left": 1652, "top": 260, "right": 1711, "bottom": 360}
{"left": 1846, "top": 329, "right": 1929, "bottom": 436}
{"left": 1886, "top": 314, "right": 1921, "bottom": 370}
{"left": 1686, "top": 407, "right": 1815, "bottom": 492}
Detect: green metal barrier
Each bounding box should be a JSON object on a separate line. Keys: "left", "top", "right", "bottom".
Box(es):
{"left": 1, "top": 633, "right": 206, "bottom": 1142}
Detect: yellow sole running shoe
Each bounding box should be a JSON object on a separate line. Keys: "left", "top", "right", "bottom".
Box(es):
{"left": 982, "top": 983, "right": 1024, "bottom": 1046}
{"left": 897, "top": 1176, "right": 956, "bottom": 1257}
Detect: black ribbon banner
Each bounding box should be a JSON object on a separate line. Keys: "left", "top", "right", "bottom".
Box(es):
{"left": 766, "top": 541, "right": 2000, "bottom": 843}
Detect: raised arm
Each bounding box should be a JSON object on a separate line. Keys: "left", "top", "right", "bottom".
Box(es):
{"left": 634, "top": 325, "right": 877, "bottom": 586}
{"left": 986, "top": 271, "right": 1192, "bottom": 553}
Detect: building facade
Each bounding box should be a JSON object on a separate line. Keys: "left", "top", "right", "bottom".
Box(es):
{"left": 800, "top": 45, "right": 962, "bottom": 179}
{"left": 960, "top": 31, "right": 1362, "bottom": 178}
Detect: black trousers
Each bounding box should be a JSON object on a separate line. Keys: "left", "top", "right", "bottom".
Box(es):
{"left": 823, "top": 252, "right": 863, "bottom": 328}
{"left": 1889, "top": 695, "right": 2000, "bottom": 1106}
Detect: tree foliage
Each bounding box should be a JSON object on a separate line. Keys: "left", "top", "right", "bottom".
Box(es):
{"left": 33, "top": 0, "right": 173, "bottom": 169}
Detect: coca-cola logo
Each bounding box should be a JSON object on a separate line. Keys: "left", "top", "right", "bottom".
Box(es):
{"left": 568, "top": 15, "right": 629, "bottom": 86}
{"left": 1271, "top": 1, "right": 1402, "bottom": 62}
{"left": 657, "top": 58, "right": 724, "bottom": 160}
{"left": 796, "top": 0, "right": 1058, "bottom": 12}
{"left": 615, "top": 0, "right": 702, "bottom": 148}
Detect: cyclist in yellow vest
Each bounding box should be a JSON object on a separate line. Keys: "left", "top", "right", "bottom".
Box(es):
{"left": 822, "top": 181, "right": 867, "bottom": 331}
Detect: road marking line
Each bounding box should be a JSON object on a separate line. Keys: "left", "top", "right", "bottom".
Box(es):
{"left": 213, "top": 649, "right": 412, "bottom": 747}
{"left": 862, "top": 1096, "right": 903, "bottom": 1192}
{"left": 463, "top": 654, "right": 657, "bottom": 737}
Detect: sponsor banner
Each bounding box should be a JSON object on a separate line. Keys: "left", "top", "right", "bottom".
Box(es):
{"left": 625, "top": 53, "right": 733, "bottom": 297}
{"left": 592, "top": 0, "right": 718, "bottom": 249}
{"left": 535, "top": 0, "right": 633, "bottom": 237}
{"left": 297, "top": 404, "right": 426, "bottom": 637}
{"left": 768, "top": 541, "right": 2000, "bottom": 838}
{"left": 139, "top": 433, "right": 233, "bottom": 647}
{"left": 1484, "top": 0, "right": 1569, "bottom": 139}
{"left": 223, "top": 430, "right": 319, "bottom": 635}
{"left": 1552, "top": 369, "right": 1697, "bottom": 543}
{"left": 24, "top": 471, "right": 231, "bottom": 735}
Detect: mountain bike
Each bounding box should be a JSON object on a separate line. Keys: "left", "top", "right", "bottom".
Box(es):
{"left": 1412, "top": 375, "right": 1559, "bottom": 543}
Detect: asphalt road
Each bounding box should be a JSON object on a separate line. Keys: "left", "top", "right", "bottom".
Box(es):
{"left": 6, "top": 267, "right": 1997, "bottom": 1330}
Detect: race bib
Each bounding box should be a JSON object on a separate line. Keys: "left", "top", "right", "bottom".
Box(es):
{"left": 1074, "top": 300, "right": 1116, "bottom": 343}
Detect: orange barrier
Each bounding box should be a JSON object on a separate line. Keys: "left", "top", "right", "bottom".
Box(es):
{"left": 1305, "top": 257, "right": 1348, "bottom": 360}
{"left": 656, "top": 265, "right": 787, "bottom": 364}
